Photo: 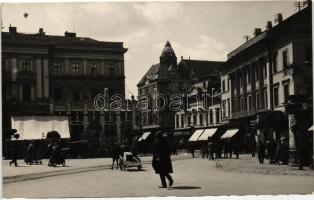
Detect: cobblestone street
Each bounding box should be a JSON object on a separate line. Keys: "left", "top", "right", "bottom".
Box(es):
{"left": 3, "top": 154, "right": 314, "bottom": 198}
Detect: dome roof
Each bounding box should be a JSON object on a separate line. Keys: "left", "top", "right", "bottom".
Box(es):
{"left": 161, "top": 41, "right": 175, "bottom": 57}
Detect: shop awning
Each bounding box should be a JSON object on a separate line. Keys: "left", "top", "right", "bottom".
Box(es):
{"left": 138, "top": 132, "right": 151, "bottom": 141}
{"left": 188, "top": 129, "right": 204, "bottom": 141}
{"left": 221, "top": 129, "right": 239, "bottom": 139}
{"left": 197, "top": 128, "right": 218, "bottom": 141}
{"left": 11, "top": 115, "right": 70, "bottom": 140}
{"left": 309, "top": 125, "right": 314, "bottom": 131}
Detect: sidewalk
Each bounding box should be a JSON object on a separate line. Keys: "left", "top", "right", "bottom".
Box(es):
{"left": 209, "top": 154, "right": 314, "bottom": 176}
{"left": 2, "top": 151, "right": 192, "bottom": 183}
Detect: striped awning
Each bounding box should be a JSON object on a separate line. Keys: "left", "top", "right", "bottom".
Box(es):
{"left": 138, "top": 132, "right": 151, "bottom": 141}
{"left": 188, "top": 129, "right": 204, "bottom": 141}
{"left": 221, "top": 129, "right": 239, "bottom": 139}
{"left": 197, "top": 128, "right": 218, "bottom": 141}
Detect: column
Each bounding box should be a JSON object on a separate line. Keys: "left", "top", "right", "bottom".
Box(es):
{"left": 250, "top": 63, "right": 256, "bottom": 111}
{"left": 83, "top": 103, "right": 88, "bottom": 130}
{"left": 43, "top": 59, "right": 49, "bottom": 98}
{"left": 36, "top": 59, "right": 42, "bottom": 98}
{"left": 266, "top": 60, "right": 272, "bottom": 110}
{"left": 83, "top": 60, "right": 87, "bottom": 75}
{"left": 116, "top": 111, "right": 122, "bottom": 144}
{"left": 65, "top": 59, "right": 69, "bottom": 74}
{"left": 257, "top": 60, "right": 264, "bottom": 109}
{"left": 11, "top": 58, "right": 17, "bottom": 82}
{"left": 242, "top": 67, "right": 247, "bottom": 112}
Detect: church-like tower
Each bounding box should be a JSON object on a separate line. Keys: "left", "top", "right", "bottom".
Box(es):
{"left": 159, "top": 41, "right": 177, "bottom": 69}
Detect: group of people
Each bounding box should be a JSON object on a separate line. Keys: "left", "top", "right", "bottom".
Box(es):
{"left": 188, "top": 139, "right": 240, "bottom": 160}
{"left": 256, "top": 139, "right": 288, "bottom": 165}
{"left": 8, "top": 134, "right": 66, "bottom": 167}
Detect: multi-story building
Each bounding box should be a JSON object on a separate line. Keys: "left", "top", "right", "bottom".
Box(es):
{"left": 137, "top": 41, "right": 190, "bottom": 135}
{"left": 220, "top": 5, "right": 312, "bottom": 159}
{"left": 137, "top": 41, "right": 224, "bottom": 139}
{"left": 2, "top": 27, "right": 136, "bottom": 155}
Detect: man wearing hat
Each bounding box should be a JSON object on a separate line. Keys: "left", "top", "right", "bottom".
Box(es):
{"left": 152, "top": 131, "right": 174, "bottom": 188}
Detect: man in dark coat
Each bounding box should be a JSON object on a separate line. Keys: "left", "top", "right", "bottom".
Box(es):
{"left": 257, "top": 141, "right": 265, "bottom": 164}
{"left": 152, "top": 132, "right": 174, "bottom": 188}
{"left": 9, "top": 134, "right": 20, "bottom": 167}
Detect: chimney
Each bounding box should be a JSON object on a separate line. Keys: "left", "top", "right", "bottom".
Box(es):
{"left": 253, "top": 28, "right": 262, "bottom": 37}
{"left": 266, "top": 21, "right": 273, "bottom": 30}
{"left": 9, "top": 26, "right": 17, "bottom": 34}
{"left": 275, "top": 13, "right": 283, "bottom": 24}
{"left": 64, "top": 31, "right": 76, "bottom": 38}
{"left": 39, "top": 28, "right": 45, "bottom": 35}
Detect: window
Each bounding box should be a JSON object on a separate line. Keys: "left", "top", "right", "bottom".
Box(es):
{"left": 193, "top": 115, "right": 197, "bottom": 125}
{"left": 176, "top": 115, "right": 179, "bottom": 128}
{"left": 54, "top": 63, "right": 61, "bottom": 76}
{"left": 222, "top": 80, "right": 225, "bottom": 92}
{"left": 187, "top": 116, "right": 191, "bottom": 127}
{"left": 215, "top": 108, "right": 220, "bottom": 124}
{"left": 2, "top": 58, "right": 7, "bottom": 72}
{"left": 227, "top": 78, "right": 230, "bottom": 91}
{"left": 247, "top": 95, "right": 252, "bottom": 111}
{"left": 109, "top": 67, "right": 115, "bottom": 76}
{"left": 283, "top": 83, "right": 289, "bottom": 103}
{"left": 264, "top": 89, "right": 268, "bottom": 109}
{"left": 91, "top": 88, "right": 99, "bottom": 100}
{"left": 91, "top": 63, "right": 97, "bottom": 75}
{"left": 21, "top": 58, "right": 31, "bottom": 72}
{"left": 73, "top": 91, "right": 80, "bottom": 101}
{"left": 247, "top": 69, "right": 251, "bottom": 84}
{"left": 72, "top": 63, "right": 79, "bottom": 75}
{"left": 233, "top": 98, "right": 237, "bottom": 112}
{"left": 273, "top": 86, "right": 279, "bottom": 107}
{"left": 22, "top": 85, "right": 31, "bottom": 101}
{"left": 54, "top": 87, "right": 62, "bottom": 101}
{"left": 239, "top": 74, "right": 242, "bottom": 87}
{"left": 256, "top": 92, "right": 260, "bottom": 110}
{"left": 240, "top": 97, "right": 244, "bottom": 112}
{"left": 263, "top": 65, "right": 267, "bottom": 79}
{"left": 222, "top": 100, "right": 226, "bottom": 118}
{"left": 209, "top": 109, "right": 213, "bottom": 124}
{"left": 181, "top": 115, "right": 184, "bottom": 128}
{"left": 200, "top": 114, "right": 203, "bottom": 126}
{"left": 273, "top": 55, "right": 278, "bottom": 73}
{"left": 255, "top": 67, "right": 259, "bottom": 81}
{"left": 227, "top": 99, "right": 230, "bottom": 116}
{"left": 282, "top": 50, "right": 289, "bottom": 69}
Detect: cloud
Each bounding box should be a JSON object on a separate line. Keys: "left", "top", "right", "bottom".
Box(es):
{"left": 171, "top": 35, "right": 227, "bottom": 61}
{"left": 133, "top": 2, "right": 184, "bottom": 25}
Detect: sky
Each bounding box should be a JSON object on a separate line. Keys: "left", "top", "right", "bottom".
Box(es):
{"left": 1, "top": 1, "right": 298, "bottom": 97}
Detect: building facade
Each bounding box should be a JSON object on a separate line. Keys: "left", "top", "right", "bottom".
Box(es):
{"left": 220, "top": 5, "right": 312, "bottom": 160}
{"left": 2, "top": 27, "right": 136, "bottom": 155}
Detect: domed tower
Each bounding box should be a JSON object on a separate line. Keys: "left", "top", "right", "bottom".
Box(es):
{"left": 160, "top": 41, "right": 177, "bottom": 69}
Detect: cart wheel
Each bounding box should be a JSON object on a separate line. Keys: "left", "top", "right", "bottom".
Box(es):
{"left": 138, "top": 165, "right": 142, "bottom": 171}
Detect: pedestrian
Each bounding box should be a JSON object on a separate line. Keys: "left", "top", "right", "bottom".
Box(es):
{"left": 25, "top": 142, "right": 35, "bottom": 165}
{"left": 201, "top": 142, "right": 208, "bottom": 159}
{"left": 110, "top": 141, "right": 120, "bottom": 170}
{"left": 257, "top": 141, "right": 265, "bottom": 164}
{"left": 268, "top": 139, "right": 276, "bottom": 164}
{"left": 9, "top": 134, "right": 20, "bottom": 167}
{"left": 189, "top": 142, "right": 195, "bottom": 158}
{"left": 274, "top": 140, "right": 282, "bottom": 164}
{"left": 208, "top": 139, "right": 215, "bottom": 160}
{"left": 232, "top": 141, "right": 239, "bottom": 159}
{"left": 251, "top": 140, "right": 256, "bottom": 157}
{"left": 152, "top": 131, "right": 174, "bottom": 188}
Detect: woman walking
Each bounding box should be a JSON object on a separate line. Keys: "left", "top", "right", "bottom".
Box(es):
{"left": 152, "top": 131, "right": 174, "bottom": 188}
